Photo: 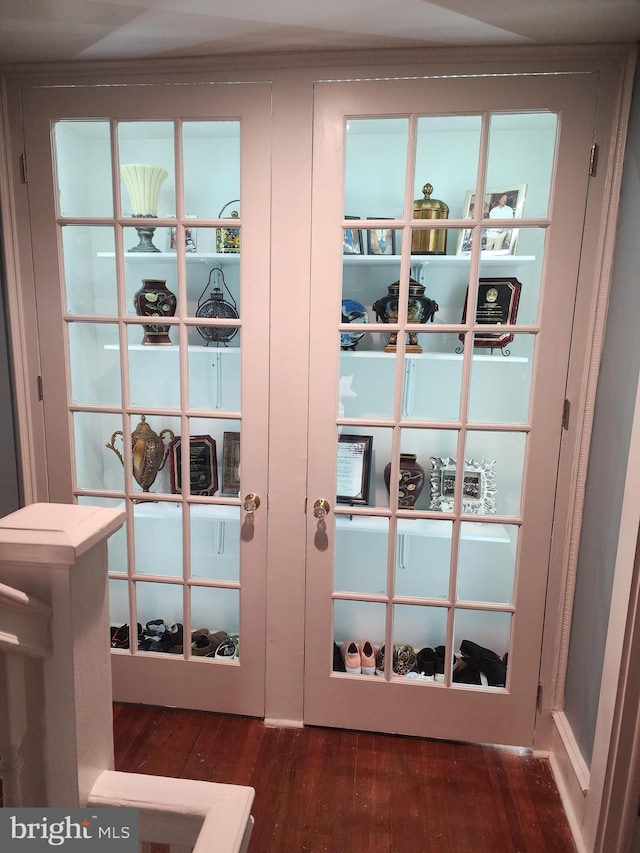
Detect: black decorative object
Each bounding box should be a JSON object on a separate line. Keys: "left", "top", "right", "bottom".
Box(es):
{"left": 372, "top": 277, "right": 438, "bottom": 353}
{"left": 195, "top": 266, "right": 239, "bottom": 346}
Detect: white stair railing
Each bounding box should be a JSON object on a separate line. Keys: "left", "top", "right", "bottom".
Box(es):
{"left": 0, "top": 503, "right": 255, "bottom": 852}
{"left": 0, "top": 582, "right": 51, "bottom": 807}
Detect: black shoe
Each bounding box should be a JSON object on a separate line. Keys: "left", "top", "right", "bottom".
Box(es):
{"left": 416, "top": 647, "right": 435, "bottom": 679}
{"left": 460, "top": 640, "right": 507, "bottom": 687}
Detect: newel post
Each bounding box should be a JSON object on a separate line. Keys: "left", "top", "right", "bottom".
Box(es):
{"left": 0, "top": 503, "right": 125, "bottom": 807}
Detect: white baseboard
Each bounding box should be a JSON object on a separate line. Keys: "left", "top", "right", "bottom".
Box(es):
{"left": 549, "top": 710, "right": 592, "bottom": 853}
{"left": 263, "top": 717, "right": 304, "bottom": 728}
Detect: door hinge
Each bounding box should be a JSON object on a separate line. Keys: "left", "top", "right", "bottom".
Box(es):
{"left": 20, "top": 153, "right": 28, "bottom": 184}
{"left": 589, "top": 142, "right": 599, "bottom": 177}
{"left": 36, "top": 375, "right": 43, "bottom": 401}
{"left": 536, "top": 682, "right": 543, "bottom": 712}
{"left": 562, "top": 398, "right": 570, "bottom": 431}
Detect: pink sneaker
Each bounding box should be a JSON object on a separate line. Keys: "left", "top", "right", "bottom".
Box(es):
{"left": 359, "top": 640, "right": 377, "bottom": 675}
{"left": 341, "top": 640, "right": 361, "bottom": 674}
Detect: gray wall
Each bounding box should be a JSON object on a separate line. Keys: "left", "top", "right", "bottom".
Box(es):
{"left": 564, "top": 60, "right": 640, "bottom": 766}
{"left": 0, "top": 228, "right": 21, "bottom": 517}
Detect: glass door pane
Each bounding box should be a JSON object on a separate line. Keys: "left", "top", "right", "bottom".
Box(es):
{"left": 306, "top": 72, "right": 597, "bottom": 746}
{"left": 26, "top": 81, "right": 271, "bottom": 716}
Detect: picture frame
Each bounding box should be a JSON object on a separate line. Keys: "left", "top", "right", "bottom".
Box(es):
{"left": 222, "top": 431, "right": 241, "bottom": 496}
{"left": 366, "top": 219, "right": 397, "bottom": 255}
{"left": 168, "top": 220, "right": 197, "bottom": 253}
{"left": 343, "top": 216, "right": 364, "bottom": 255}
{"left": 459, "top": 277, "right": 522, "bottom": 350}
{"left": 456, "top": 185, "right": 527, "bottom": 256}
{"left": 169, "top": 435, "right": 218, "bottom": 496}
{"left": 429, "top": 457, "right": 497, "bottom": 514}
{"left": 336, "top": 434, "right": 373, "bottom": 505}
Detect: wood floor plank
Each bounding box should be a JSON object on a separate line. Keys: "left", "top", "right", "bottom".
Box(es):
{"left": 112, "top": 704, "right": 577, "bottom": 853}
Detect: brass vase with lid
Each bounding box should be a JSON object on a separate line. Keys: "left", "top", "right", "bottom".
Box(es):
{"left": 411, "top": 182, "right": 449, "bottom": 255}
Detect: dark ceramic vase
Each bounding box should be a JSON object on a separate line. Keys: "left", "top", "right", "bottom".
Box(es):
{"left": 134, "top": 278, "right": 177, "bottom": 345}
{"left": 384, "top": 453, "right": 426, "bottom": 509}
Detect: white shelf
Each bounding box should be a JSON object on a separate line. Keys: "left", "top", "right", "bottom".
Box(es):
{"left": 342, "top": 254, "right": 535, "bottom": 266}
{"left": 341, "top": 350, "right": 528, "bottom": 363}
{"left": 335, "top": 514, "right": 511, "bottom": 543}
{"left": 132, "top": 502, "right": 240, "bottom": 520}
{"left": 97, "top": 252, "right": 240, "bottom": 263}
{"left": 104, "top": 344, "right": 240, "bottom": 353}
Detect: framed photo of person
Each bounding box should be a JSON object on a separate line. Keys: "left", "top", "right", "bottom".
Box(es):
{"left": 343, "top": 216, "right": 364, "bottom": 255}
{"left": 456, "top": 185, "right": 527, "bottom": 256}
{"left": 336, "top": 434, "right": 373, "bottom": 505}
{"left": 366, "top": 219, "right": 397, "bottom": 255}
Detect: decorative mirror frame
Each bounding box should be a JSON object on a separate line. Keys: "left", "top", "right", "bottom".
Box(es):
{"left": 429, "top": 457, "right": 497, "bottom": 514}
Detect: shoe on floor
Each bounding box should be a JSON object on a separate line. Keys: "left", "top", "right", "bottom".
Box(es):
{"left": 416, "top": 647, "right": 435, "bottom": 680}
{"left": 394, "top": 644, "right": 417, "bottom": 676}
{"left": 333, "top": 642, "right": 346, "bottom": 672}
{"left": 341, "top": 640, "right": 361, "bottom": 674}
{"left": 375, "top": 644, "right": 386, "bottom": 677}
{"left": 215, "top": 634, "right": 239, "bottom": 661}
{"left": 358, "top": 640, "right": 377, "bottom": 675}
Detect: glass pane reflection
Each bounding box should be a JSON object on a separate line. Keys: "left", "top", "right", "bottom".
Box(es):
{"left": 128, "top": 325, "right": 180, "bottom": 409}
{"left": 457, "top": 522, "right": 518, "bottom": 605}
{"left": 62, "top": 226, "right": 117, "bottom": 316}
{"left": 68, "top": 323, "right": 121, "bottom": 407}
{"left": 133, "top": 502, "right": 182, "bottom": 577}
{"left": 468, "top": 334, "right": 535, "bottom": 424}
{"left": 415, "top": 116, "right": 482, "bottom": 222}
{"left": 334, "top": 515, "right": 388, "bottom": 595}
{"left": 394, "top": 518, "right": 452, "bottom": 599}
{"left": 74, "top": 411, "right": 124, "bottom": 492}
{"left": 54, "top": 121, "right": 113, "bottom": 218}
{"left": 190, "top": 504, "right": 240, "bottom": 581}
{"left": 344, "top": 118, "right": 408, "bottom": 220}
{"left": 486, "top": 112, "right": 558, "bottom": 219}
{"left": 183, "top": 121, "right": 241, "bottom": 220}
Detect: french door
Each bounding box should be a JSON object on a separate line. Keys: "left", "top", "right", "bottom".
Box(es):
{"left": 305, "top": 72, "right": 599, "bottom": 745}
{"left": 22, "top": 81, "right": 271, "bottom": 715}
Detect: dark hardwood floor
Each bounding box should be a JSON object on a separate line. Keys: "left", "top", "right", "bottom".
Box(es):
{"left": 113, "top": 703, "right": 577, "bottom": 853}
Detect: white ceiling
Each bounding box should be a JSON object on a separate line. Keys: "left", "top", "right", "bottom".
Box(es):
{"left": 0, "top": 0, "right": 639, "bottom": 66}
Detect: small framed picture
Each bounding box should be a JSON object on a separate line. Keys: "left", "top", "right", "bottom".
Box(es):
{"left": 169, "top": 435, "right": 218, "bottom": 496}
{"left": 366, "top": 219, "right": 396, "bottom": 255}
{"left": 456, "top": 185, "right": 527, "bottom": 256}
{"left": 343, "top": 216, "right": 363, "bottom": 255}
{"left": 336, "top": 434, "right": 373, "bottom": 505}
{"left": 429, "top": 457, "right": 497, "bottom": 515}
{"left": 222, "top": 431, "right": 241, "bottom": 496}
{"left": 168, "top": 218, "right": 197, "bottom": 253}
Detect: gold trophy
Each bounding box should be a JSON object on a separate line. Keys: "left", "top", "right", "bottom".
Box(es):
{"left": 106, "top": 415, "right": 175, "bottom": 493}
{"left": 411, "top": 182, "right": 449, "bottom": 255}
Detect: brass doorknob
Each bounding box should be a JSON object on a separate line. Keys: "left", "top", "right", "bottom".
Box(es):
{"left": 313, "top": 499, "right": 330, "bottom": 520}
{"left": 243, "top": 493, "right": 261, "bottom": 513}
